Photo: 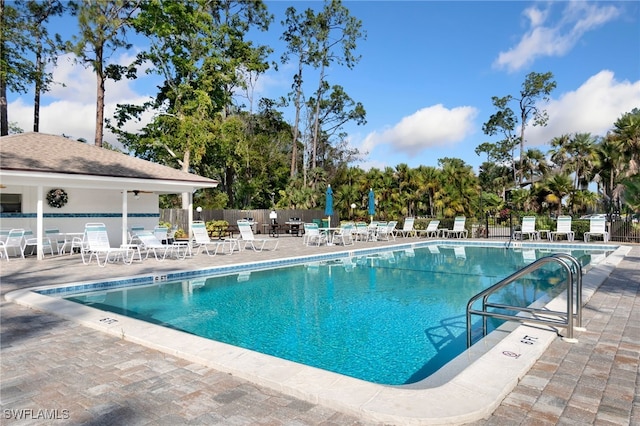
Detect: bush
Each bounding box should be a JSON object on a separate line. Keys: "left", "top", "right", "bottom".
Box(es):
{"left": 206, "top": 220, "right": 229, "bottom": 238}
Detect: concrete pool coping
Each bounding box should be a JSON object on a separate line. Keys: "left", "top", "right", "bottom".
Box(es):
{"left": 5, "top": 241, "right": 630, "bottom": 425}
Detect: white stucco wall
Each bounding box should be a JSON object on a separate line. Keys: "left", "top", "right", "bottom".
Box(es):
{"left": 0, "top": 186, "right": 161, "bottom": 245}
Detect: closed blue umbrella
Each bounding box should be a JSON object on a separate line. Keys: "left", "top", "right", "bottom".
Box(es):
{"left": 325, "top": 185, "right": 334, "bottom": 227}
{"left": 368, "top": 188, "right": 375, "bottom": 220}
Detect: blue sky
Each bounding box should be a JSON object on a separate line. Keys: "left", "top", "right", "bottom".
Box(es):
{"left": 7, "top": 1, "right": 640, "bottom": 172}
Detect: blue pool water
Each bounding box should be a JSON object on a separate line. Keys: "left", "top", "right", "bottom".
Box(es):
{"left": 64, "top": 245, "right": 610, "bottom": 385}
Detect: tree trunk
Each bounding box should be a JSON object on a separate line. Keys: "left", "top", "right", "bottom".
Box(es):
{"left": 0, "top": 75, "right": 7, "bottom": 136}
{"left": 311, "top": 63, "right": 326, "bottom": 170}
{"left": 33, "top": 50, "right": 43, "bottom": 132}
{"left": 95, "top": 46, "right": 104, "bottom": 147}
{"left": 0, "top": 0, "right": 6, "bottom": 136}
{"left": 290, "top": 65, "right": 303, "bottom": 178}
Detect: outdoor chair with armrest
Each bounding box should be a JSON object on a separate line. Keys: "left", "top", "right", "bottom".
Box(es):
{"left": 377, "top": 221, "right": 397, "bottom": 241}
{"left": 332, "top": 224, "right": 355, "bottom": 246}
{"left": 303, "top": 223, "right": 327, "bottom": 246}
{"left": 22, "top": 229, "right": 55, "bottom": 257}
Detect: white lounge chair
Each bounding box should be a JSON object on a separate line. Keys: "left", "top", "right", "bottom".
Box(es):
{"left": 154, "top": 226, "right": 169, "bottom": 244}
{"left": 237, "top": 221, "right": 279, "bottom": 252}
{"left": 135, "top": 231, "right": 172, "bottom": 260}
{"left": 303, "top": 223, "right": 327, "bottom": 246}
{"left": 191, "top": 221, "right": 231, "bottom": 255}
{"left": 420, "top": 220, "right": 441, "bottom": 238}
{"left": 584, "top": 217, "right": 609, "bottom": 243}
{"left": 549, "top": 216, "right": 575, "bottom": 241}
{"left": 445, "top": 217, "right": 468, "bottom": 239}
{"left": 128, "top": 225, "right": 146, "bottom": 244}
{"left": 0, "top": 229, "right": 25, "bottom": 260}
{"left": 513, "top": 216, "right": 539, "bottom": 241}
{"left": 82, "top": 224, "right": 134, "bottom": 267}
{"left": 395, "top": 217, "right": 416, "bottom": 238}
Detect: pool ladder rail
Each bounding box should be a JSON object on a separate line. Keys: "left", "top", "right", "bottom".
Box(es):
{"left": 466, "top": 253, "right": 583, "bottom": 348}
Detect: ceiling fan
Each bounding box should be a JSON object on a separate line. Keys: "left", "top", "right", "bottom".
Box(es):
{"left": 126, "top": 190, "right": 154, "bottom": 199}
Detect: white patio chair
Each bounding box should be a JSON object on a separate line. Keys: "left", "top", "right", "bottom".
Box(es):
{"left": 191, "top": 221, "right": 230, "bottom": 255}
{"left": 332, "top": 224, "right": 355, "bottom": 246}
{"left": 303, "top": 223, "right": 327, "bottom": 246}
{"left": 22, "top": 229, "right": 55, "bottom": 257}
{"left": 45, "top": 228, "right": 67, "bottom": 255}
{"left": 584, "top": 217, "right": 609, "bottom": 243}
{"left": 549, "top": 216, "right": 575, "bottom": 242}
{"left": 444, "top": 217, "right": 468, "bottom": 239}
{"left": 354, "top": 222, "right": 370, "bottom": 242}
{"left": 237, "top": 221, "right": 279, "bottom": 252}
{"left": 0, "top": 229, "right": 25, "bottom": 260}
{"left": 513, "top": 216, "right": 539, "bottom": 241}
{"left": 377, "top": 221, "right": 397, "bottom": 241}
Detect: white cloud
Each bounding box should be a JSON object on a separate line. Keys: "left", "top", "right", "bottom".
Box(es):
{"left": 359, "top": 104, "right": 478, "bottom": 156}
{"left": 527, "top": 70, "right": 640, "bottom": 145}
{"left": 494, "top": 2, "right": 621, "bottom": 72}
{"left": 9, "top": 52, "right": 155, "bottom": 144}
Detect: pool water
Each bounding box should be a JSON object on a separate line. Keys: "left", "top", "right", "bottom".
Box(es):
{"left": 65, "top": 245, "right": 608, "bottom": 385}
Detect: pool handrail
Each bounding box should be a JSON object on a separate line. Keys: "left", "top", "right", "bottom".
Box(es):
{"left": 466, "top": 253, "right": 583, "bottom": 348}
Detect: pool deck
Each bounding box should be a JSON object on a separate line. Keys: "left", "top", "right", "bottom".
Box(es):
{"left": 1, "top": 236, "right": 638, "bottom": 425}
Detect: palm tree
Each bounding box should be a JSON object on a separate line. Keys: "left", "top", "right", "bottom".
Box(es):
{"left": 612, "top": 108, "right": 640, "bottom": 177}
{"left": 570, "top": 190, "right": 599, "bottom": 216}
{"left": 435, "top": 158, "right": 479, "bottom": 217}
{"left": 567, "top": 133, "right": 598, "bottom": 190}
{"left": 549, "top": 134, "right": 571, "bottom": 173}
{"left": 541, "top": 173, "right": 573, "bottom": 216}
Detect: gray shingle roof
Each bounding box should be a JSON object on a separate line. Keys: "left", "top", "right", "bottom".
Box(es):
{"left": 0, "top": 132, "right": 218, "bottom": 186}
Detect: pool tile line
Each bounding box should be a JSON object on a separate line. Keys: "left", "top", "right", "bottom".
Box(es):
{"left": 34, "top": 240, "right": 619, "bottom": 298}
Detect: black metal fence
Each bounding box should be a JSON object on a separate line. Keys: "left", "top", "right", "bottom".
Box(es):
{"left": 469, "top": 213, "right": 639, "bottom": 243}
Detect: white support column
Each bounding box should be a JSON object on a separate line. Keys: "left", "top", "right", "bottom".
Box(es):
{"left": 36, "top": 185, "right": 44, "bottom": 260}
{"left": 122, "top": 190, "right": 129, "bottom": 246}
{"left": 185, "top": 191, "right": 194, "bottom": 238}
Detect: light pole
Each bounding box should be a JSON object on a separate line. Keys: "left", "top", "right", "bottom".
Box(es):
{"left": 196, "top": 206, "right": 202, "bottom": 221}
{"left": 351, "top": 203, "right": 356, "bottom": 221}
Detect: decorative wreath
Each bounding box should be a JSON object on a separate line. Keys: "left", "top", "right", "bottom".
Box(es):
{"left": 47, "top": 188, "right": 68, "bottom": 208}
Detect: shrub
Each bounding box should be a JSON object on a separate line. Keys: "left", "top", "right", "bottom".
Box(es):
{"left": 206, "top": 220, "right": 229, "bottom": 238}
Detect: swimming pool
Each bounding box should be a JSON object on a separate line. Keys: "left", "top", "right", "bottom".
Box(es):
{"left": 61, "top": 244, "right": 612, "bottom": 385}
{"left": 8, "top": 240, "right": 628, "bottom": 424}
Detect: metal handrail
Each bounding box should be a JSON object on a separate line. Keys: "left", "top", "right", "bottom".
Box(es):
{"left": 466, "top": 254, "right": 583, "bottom": 347}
